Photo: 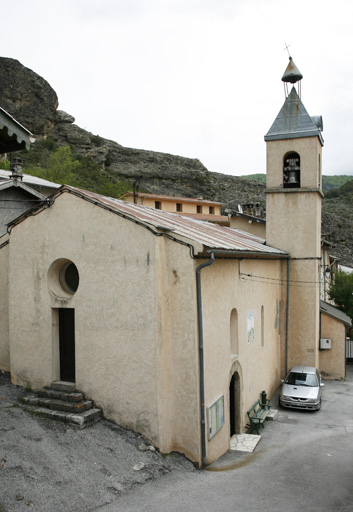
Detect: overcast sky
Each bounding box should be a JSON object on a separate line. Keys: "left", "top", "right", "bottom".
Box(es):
{"left": 2, "top": 0, "right": 353, "bottom": 176}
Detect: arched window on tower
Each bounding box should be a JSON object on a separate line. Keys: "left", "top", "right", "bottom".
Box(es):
{"left": 283, "top": 152, "right": 300, "bottom": 188}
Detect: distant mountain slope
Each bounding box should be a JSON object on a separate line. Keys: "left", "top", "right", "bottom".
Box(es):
{"left": 325, "top": 178, "right": 353, "bottom": 199}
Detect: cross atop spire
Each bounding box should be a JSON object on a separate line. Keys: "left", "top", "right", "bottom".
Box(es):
{"left": 284, "top": 42, "right": 291, "bottom": 58}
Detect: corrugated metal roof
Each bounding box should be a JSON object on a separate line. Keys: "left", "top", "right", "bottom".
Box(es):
{"left": 0, "top": 169, "right": 60, "bottom": 189}
{"left": 66, "top": 186, "right": 287, "bottom": 256}
{"left": 174, "top": 212, "right": 229, "bottom": 223}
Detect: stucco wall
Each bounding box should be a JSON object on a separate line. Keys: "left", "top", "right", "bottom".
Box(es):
{"left": 199, "top": 257, "right": 282, "bottom": 464}
{"left": 7, "top": 192, "right": 204, "bottom": 462}
{"left": 156, "top": 237, "right": 201, "bottom": 461}
{"left": 320, "top": 313, "right": 346, "bottom": 379}
{"left": 7, "top": 195, "right": 160, "bottom": 442}
{"left": 0, "top": 237, "right": 9, "bottom": 370}
{"left": 266, "top": 191, "right": 321, "bottom": 258}
{"left": 266, "top": 138, "right": 322, "bottom": 372}
{"left": 266, "top": 137, "right": 322, "bottom": 190}
{"left": 229, "top": 217, "right": 266, "bottom": 238}
{"left": 266, "top": 192, "right": 321, "bottom": 370}
{"left": 287, "top": 259, "right": 321, "bottom": 369}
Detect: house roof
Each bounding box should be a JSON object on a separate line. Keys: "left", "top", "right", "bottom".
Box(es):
{"left": 120, "top": 191, "right": 223, "bottom": 206}
{"left": 339, "top": 265, "right": 353, "bottom": 274}
{"left": 320, "top": 300, "right": 352, "bottom": 327}
{"left": 8, "top": 185, "right": 289, "bottom": 258}
{"left": 0, "top": 169, "right": 60, "bottom": 189}
{"left": 74, "top": 188, "right": 288, "bottom": 256}
{"left": 264, "top": 86, "right": 324, "bottom": 145}
{"left": 0, "top": 107, "right": 34, "bottom": 153}
{"left": 0, "top": 179, "right": 46, "bottom": 199}
{"left": 231, "top": 211, "right": 266, "bottom": 224}
{"left": 174, "top": 212, "right": 229, "bottom": 224}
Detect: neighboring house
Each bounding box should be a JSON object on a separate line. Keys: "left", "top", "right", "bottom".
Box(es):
{"left": 339, "top": 265, "right": 353, "bottom": 274}
{"left": 320, "top": 240, "right": 338, "bottom": 303}
{"left": 0, "top": 107, "right": 59, "bottom": 237}
{"left": 0, "top": 58, "right": 351, "bottom": 467}
{"left": 0, "top": 168, "right": 60, "bottom": 197}
{"left": 320, "top": 301, "right": 351, "bottom": 379}
{"left": 0, "top": 106, "right": 34, "bottom": 154}
{"left": 0, "top": 166, "right": 51, "bottom": 237}
{"left": 229, "top": 207, "right": 266, "bottom": 238}
{"left": 120, "top": 191, "right": 229, "bottom": 225}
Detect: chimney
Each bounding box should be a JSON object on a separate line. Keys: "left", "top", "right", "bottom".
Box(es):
{"left": 11, "top": 157, "right": 23, "bottom": 182}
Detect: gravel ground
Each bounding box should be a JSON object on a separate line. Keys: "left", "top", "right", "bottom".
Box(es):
{"left": 0, "top": 371, "right": 195, "bottom": 512}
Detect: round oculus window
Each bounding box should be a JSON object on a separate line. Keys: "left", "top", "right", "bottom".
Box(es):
{"left": 48, "top": 259, "right": 80, "bottom": 300}
{"left": 59, "top": 262, "right": 79, "bottom": 294}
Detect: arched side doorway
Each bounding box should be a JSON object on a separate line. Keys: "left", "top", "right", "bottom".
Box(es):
{"left": 229, "top": 362, "right": 243, "bottom": 437}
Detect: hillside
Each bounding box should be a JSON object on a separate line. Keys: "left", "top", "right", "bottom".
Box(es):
{"left": 0, "top": 56, "right": 352, "bottom": 267}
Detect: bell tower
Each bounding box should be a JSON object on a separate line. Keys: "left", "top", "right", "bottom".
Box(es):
{"left": 265, "top": 57, "right": 324, "bottom": 371}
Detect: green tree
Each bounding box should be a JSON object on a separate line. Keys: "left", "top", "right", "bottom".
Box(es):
{"left": 47, "top": 145, "right": 81, "bottom": 183}
{"left": 0, "top": 157, "right": 10, "bottom": 170}
{"left": 328, "top": 269, "right": 353, "bottom": 323}
{"left": 27, "top": 145, "right": 80, "bottom": 184}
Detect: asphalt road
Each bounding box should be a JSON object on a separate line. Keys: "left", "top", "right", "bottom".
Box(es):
{"left": 102, "top": 365, "right": 353, "bottom": 512}
{"left": 1, "top": 366, "right": 353, "bottom": 511}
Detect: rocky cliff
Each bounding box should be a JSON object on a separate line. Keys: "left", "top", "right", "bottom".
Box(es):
{"left": 0, "top": 57, "right": 352, "bottom": 267}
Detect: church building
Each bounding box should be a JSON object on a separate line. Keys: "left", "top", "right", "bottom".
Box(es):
{"left": 0, "top": 58, "right": 350, "bottom": 467}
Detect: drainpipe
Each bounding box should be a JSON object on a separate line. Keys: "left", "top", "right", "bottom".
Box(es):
{"left": 196, "top": 252, "right": 215, "bottom": 467}
{"left": 285, "top": 258, "right": 290, "bottom": 375}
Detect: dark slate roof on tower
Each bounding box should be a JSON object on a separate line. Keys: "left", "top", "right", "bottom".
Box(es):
{"left": 264, "top": 87, "right": 324, "bottom": 145}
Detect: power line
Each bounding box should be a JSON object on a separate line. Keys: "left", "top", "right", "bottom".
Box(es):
{"left": 239, "top": 272, "right": 323, "bottom": 287}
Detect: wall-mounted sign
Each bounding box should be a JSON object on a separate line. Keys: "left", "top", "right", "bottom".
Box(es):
{"left": 208, "top": 395, "right": 224, "bottom": 440}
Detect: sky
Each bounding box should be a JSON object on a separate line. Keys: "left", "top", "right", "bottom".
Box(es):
{"left": 1, "top": 0, "right": 353, "bottom": 176}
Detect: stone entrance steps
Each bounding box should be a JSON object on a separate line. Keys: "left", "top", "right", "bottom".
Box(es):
{"left": 20, "top": 381, "right": 102, "bottom": 428}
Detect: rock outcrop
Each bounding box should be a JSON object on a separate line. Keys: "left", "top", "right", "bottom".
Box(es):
{"left": 0, "top": 57, "right": 58, "bottom": 136}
